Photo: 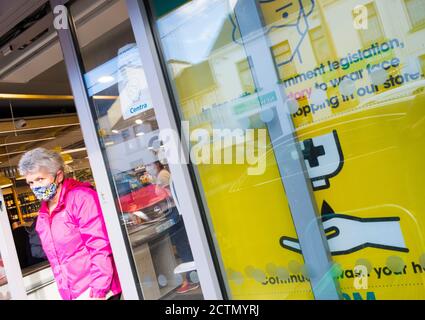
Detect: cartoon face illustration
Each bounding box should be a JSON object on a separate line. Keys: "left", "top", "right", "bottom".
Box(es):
{"left": 261, "top": 0, "right": 315, "bottom": 64}
{"left": 260, "top": 0, "right": 315, "bottom": 28}
{"left": 230, "top": 0, "right": 315, "bottom": 65}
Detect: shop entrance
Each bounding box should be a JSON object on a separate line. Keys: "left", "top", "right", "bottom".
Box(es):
{"left": 0, "top": 61, "right": 96, "bottom": 299}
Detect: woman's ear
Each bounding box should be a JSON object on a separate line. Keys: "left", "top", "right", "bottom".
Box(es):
{"left": 57, "top": 170, "right": 65, "bottom": 184}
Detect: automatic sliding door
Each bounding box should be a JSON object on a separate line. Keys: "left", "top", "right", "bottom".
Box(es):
{"left": 145, "top": 0, "right": 339, "bottom": 300}
{"left": 146, "top": 0, "right": 425, "bottom": 300}
{"left": 56, "top": 0, "right": 206, "bottom": 300}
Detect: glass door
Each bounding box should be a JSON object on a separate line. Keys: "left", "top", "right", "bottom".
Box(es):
{"left": 145, "top": 0, "right": 340, "bottom": 300}
{"left": 146, "top": 0, "right": 425, "bottom": 300}
{"left": 57, "top": 0, "right": 206, "bottom": 300}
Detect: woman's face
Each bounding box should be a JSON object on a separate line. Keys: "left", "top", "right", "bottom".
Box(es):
{"left": 25, "top": 168, "right": 63, "bottom": 188}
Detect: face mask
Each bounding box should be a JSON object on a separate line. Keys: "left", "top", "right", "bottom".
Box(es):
{"left": 31, "top": 175, "right": 59, "bottom": 201}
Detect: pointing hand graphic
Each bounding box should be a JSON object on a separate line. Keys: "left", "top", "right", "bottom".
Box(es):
{"left": 280, "top": 201, "right": 409, "bottom": 255}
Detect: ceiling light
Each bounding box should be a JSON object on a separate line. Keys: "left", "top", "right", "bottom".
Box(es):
{"left": 61, "top": 148, "right": 87, "bottom": 154}
{"left": 136, "top": 132, "right": 145, "bottom": 137}
{"left": 0, "top": 137, "right": 55, "bottom": 147}
{"left": 0, "top": 123, "right": 80, "bottom": 135}
{"left": 61, "top": 152, "right": 73, "bottom": 165}
{"left": 98, "top": 76, "right": 115, "bottom": 83}
{"left": 0, "top": 175, "right": 12, "bottom": 189}
{"left": 135, "top": 119, "right": 143, "bottom": 125}
{"left": 0, "top": 150, "right": 26, "bottom": 157}
{"left": 112, "top": 130, "right": 119, "bottom": 134}
{"left": 15, "top": 119, "right": 27, "bottom": 129}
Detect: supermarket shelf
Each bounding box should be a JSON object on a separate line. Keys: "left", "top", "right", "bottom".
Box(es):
{"left": 20, "top": 202, "right": 39, "bottom": 206}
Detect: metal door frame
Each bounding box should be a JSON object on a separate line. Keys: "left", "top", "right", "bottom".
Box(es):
{"left": 0, "top": 189, "right": 27, "bottom": 300}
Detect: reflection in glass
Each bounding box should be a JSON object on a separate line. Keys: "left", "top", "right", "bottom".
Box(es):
{"left": 149, "top": 0, "right": 425, "bottom": 300}
{"left": 72, "top": 0, "right": 203, "bottom": 299}
{"left": 151, "top": 0, "right": 313, "bottom": 300}
{"left": 0, "top": 255, "right": 10, "bottom": 300}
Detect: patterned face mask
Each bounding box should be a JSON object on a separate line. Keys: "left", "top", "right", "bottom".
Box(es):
{"left": 31, "top": 177, "right": 59, "bottom": 201}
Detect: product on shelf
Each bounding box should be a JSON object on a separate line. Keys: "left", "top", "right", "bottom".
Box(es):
{"left": 3, "top": 191, "right": 41, "bottom": 223}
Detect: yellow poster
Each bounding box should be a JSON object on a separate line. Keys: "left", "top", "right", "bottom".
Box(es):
{"left": 166, "top": 0, "right": 425, "bottom": 299}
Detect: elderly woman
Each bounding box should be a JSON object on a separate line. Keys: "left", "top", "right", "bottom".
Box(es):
{"left": 18, "top": 148, "right": 121, "bottom": 300}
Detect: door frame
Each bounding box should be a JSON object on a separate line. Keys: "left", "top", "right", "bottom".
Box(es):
{"left": 0, "top": 189, "right": 27, "bottom": 300}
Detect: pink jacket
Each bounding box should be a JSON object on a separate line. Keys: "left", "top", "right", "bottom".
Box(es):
{"left": 36, "top": 178, "right": 122, "bottom": 300}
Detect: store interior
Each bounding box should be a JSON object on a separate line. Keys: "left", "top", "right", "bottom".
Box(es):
{"left": 0, "top": 59, "right": 93, "bottom": 274}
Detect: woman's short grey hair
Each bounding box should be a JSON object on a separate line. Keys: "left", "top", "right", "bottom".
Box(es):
{"left": 18, "top": 148, "right": 64, "bottom": 177}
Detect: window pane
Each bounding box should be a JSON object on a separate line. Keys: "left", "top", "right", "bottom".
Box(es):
{"left": 358, "top": 3, "right": 385, "bottom": 47}
{"left": 309, "top": 26, "right": 333, "bottom": 63}
{"left": 237, "top": 58, "right": 255, "bottom": 94}
{"left": 272, "top": 41, "right": 298, "bottom": 80}
{"left": 361, "top": 15, "right": 384, "bottom": 43}
{"left": 150, "top": 0, "right": 319, "bottom": 300}
{"left": 420, "top": 54, "right": 425, "bottom": 74}
{"left": 406, "top": 0, "right": 425, "bottom": 28}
